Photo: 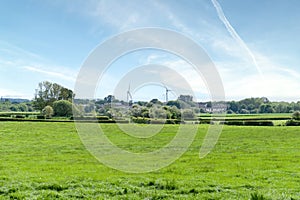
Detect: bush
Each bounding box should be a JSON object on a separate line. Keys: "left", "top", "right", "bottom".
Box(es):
{"left": 292, "top": 111, "right": 300, "bottom": 120}
{"left": 132, "top": 117, "right": 151, "bottom": 124}
{"left": 244, "top": 121, "right": 274, "bottom": 126}
{"left": 15, "top": 115, "right": 25, "bottom": 119}
{"left": 131, "top": 117, "right": 180, "bottom": 124}
{"left": 37, "top": 115, "right": 45, "bottom": 119}
{"left": 53, "top": 100, "right": 73, "bottom": 117}
{"left": 42, "top": 105, "right": 54, "bottom": 118}
{"left": 286, "top": 120, "right": 300, "bottom": 126}
{"left": 96, "top": 116, "right": 110, "bottom": 120}
{"left": 224, "top": 121, "right": 244, "bottom": 126}
{"left": 226, "top": 109, "right": 234, "bottom": 114}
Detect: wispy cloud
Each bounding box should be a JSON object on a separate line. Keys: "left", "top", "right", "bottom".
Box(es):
{"left": 22, "top": 65, "right": 76, "bottom": 82}
{"left": 0, "top": 41, "right": 78, "bottom": 98}
{"left": 211, "top": 0, "right": 263, "bottom": 76}
{"left": 0, "top": 41, "right": 77, "bottom": 82}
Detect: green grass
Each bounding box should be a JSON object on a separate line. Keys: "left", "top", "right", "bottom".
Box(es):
{"left": 0, "top": 122, "right": 299, "bottom": 199}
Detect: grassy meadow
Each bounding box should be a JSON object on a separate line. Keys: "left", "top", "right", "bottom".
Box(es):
{"left": 0, "top": 122, "right": 299, "bottom": 199}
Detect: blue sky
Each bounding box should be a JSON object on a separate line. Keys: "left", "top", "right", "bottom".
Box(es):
{"left": 0, "top": 0, "right": 299, "bottom": 102}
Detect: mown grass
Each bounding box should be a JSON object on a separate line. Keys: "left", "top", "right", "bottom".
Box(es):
{"left": 0, "top": 122, "right": 299, "bottom": 199}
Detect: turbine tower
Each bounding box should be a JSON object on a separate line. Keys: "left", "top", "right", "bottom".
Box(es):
{"left": 164, "top": 85, "right": 171, "bottom": 103}
{"left": 126, "top": 84, "right": 132, "bottom": 103}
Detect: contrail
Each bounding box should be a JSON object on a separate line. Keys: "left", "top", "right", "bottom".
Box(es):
{"left": 211, "top": 0, "right": 263, "bottom": 76}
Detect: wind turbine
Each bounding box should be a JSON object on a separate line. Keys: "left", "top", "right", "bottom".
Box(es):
{"left": 164, "top": 85, "right": 171, "bottom": 103}
{"left": 126, "top": 84, "right": 132, "bottom": 103}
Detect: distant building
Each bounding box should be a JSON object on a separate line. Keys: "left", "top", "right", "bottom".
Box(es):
{"left": 197, "top": 102, "right": 227, "bottom": 113}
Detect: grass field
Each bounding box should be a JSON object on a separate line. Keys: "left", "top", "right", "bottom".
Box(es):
{"left": 0, "top": 122, "right": 299, "bottom": 199}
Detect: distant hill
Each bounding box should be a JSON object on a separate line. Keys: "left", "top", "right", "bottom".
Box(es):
{"left": 0, "top": 98, "right": 30, "bottom": 103}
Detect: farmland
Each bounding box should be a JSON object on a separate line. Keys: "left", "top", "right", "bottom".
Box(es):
{"left": 0, "top": 122, "right": 299, "bottom": 199}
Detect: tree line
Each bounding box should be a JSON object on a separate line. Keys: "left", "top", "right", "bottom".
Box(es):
{"left": 1, "top": 81, "right": 299, "bottom": 119}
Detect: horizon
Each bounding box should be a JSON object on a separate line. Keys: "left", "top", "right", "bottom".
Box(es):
{"left": 1, "top": 95, "right": 299, "bottom": 104}
{"left": 1, "top": 0, "right": 300, "bottom": 102}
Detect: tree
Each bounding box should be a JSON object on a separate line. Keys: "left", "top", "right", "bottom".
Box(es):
{"left": 149, "top": 105, "right": 166, "bottom": 119}
{"left": 18, "top": 103, "right": 28, "bottom": 112}
{"left": 178, "top": 95, "right": 193, "bottom": 102}
{"left": 104, "top": 95, "right": 115, "bottom": 103}
{"left": 42, "top": 105, "right": 54, "bottom": 118}
{"left": 33, "top": 81, "right": 74, "bottom": 111}
{"left": 182, "top": 109, "right": 195, "bottom": 119}
{"left": 292, "top": 111, "right": 300, "bottom": 120}
{"left": 53, "top": 100, "right": 73, "bottom": 117}
{"left": 167, "top": 100, "right": 181, "bottom": 109}
{"left": 149, "top": 99, "right": 162, "bottom": 105}
{"left": 228, "top": 101, "right": 239, "bottom": 113}
{"left": 169, "top": 106, "right": 181, "bottom": 119}
{"left": 259, "top": 104, "right": 274, "bottom": 113}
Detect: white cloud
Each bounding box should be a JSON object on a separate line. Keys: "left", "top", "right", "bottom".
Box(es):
{"left": 0, "top": 41, "right": 78, "bottom": 99}
{"left": 22, "top": 65, "right": 76, "bottom": 82}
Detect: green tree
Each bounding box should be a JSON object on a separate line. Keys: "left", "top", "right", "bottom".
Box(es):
{"left": 104, "top": 95, "right": 115, "bottom": 103}
{"left": 149, "top": 105, "right": 166, "bottom": 119}
{"left": 18, "top": 103, "right": 28, "bottom": 112}
{"left": 182, "top": 109, "right": 195, "bottom": 119}
{"left": 33, "top": 81, "right": 74, "bottom": 111}
{"left": 42, "top": 105, "right": 54, "bottom": 118}
{"left": 167, "top": 100, "right": 181, "bottom": 109}
{"left": 53, "top": 100, "right": 73, "bottom": 117}
{"left": 292, "top": 111, "right": 300, "bottom": 120}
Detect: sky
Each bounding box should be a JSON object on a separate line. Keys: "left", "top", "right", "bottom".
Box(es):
{"left": 0, "top": 0, "right": 300, "bottom": 102}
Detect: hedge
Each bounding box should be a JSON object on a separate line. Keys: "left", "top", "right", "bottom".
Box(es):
{"left": 224, "top": 120, "right": 274, "bottom": 126}
{"left": 71, "top": 116, "right": 110, "bottom": 121}
{"left": 286, "top": 120, "right": 300, "bottom": 126}
{"left": 0, "top": 112, "right": 39, "bottom": 118}
{"left": 224, "top": 121, "right": 244, "bottom": 126}
{"left": 244, "top": 121, "right": 274, "bottom": 126}
{"left": 131, "top": 117, "right": 180, "bottom": 124}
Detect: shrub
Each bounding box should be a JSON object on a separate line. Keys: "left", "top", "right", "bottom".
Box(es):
{"left": 292, "top": 111, "right": 300, "bottom": 120}
{"left": 37, "top": 115, "right": 45, "bottom": 119}
{"left": 15, "top": 115, "right": 25, "bottom": 119}
{"left": 226, "top": 109, "right": 234, "bottom": 114}
{"left": 132, "top": 117, "right": 151, "bottom": 124}
{"left": 286, "top": 120, "right": 300, "bottom": 126}
{"left": 244, "top": 121, "right": 274, "bottom": 126}
{"left": 53, "top": 100, "right": 73, "bottom": 117}
{"left": 42, "top": 105, "right": 54, "bottom": 118}
{"left": 224, "top": 121, "right": 244, "bottom": 126}
{"left": 131, "top": 117, "right": 180, "bottom": 124}
{"left": 199, "top": 119, "right": 211, "bottom": 124}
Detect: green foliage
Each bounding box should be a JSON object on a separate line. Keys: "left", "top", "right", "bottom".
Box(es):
{"left": 181, "top": 109, "right": 195, "bottom": 119}
{"left": 244, "top": 121, "right": 274, "bottom": 126}
{"left": 286, "top": 119, "right": 300, "bottom": 126}
{"left": 166, "top": 100, "right": 181, "bottom": 109}
{"left": 224, "top": 121, "right": 244, "bottom": 126}
{"left": 42, "top": 105, "right": 54, "bottom": 118}
{"left": 292, "top": 111, "right": 300, "bottom": 120}
{"left": 0, "top": 101, "right": 32, "bottom": 112}
{"left": 33, "top": 81, "right": 74, "bottom": 111}
{"left": 53, "top": 100, "right": 73, "bottom": 117}
{"left": 131, "top": 117, "right": 180, "bottom": 124}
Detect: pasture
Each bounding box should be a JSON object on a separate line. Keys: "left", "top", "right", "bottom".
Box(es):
{"left": 0, "top": 122, "right": 299, "bottom": 199}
